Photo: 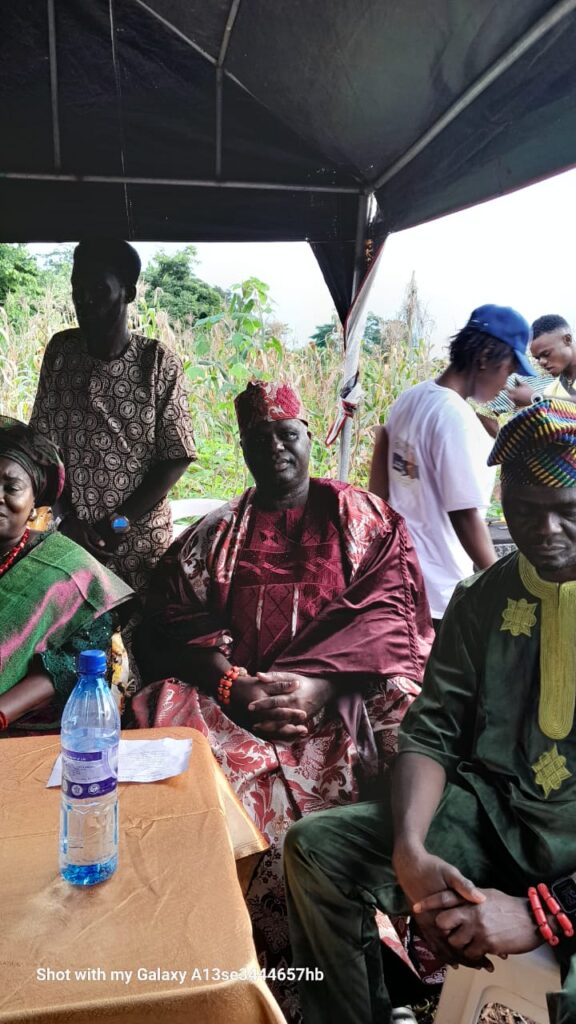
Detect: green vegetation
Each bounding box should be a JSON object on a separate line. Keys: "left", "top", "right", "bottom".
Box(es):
{"left": 0, "top": 244, "right": 440, "bottom": 500}
{"left": 142, "top": 245, "right": 225, "bottom": 324}
{"left": 0, "top": 244, "right": 42, "bottom": 305}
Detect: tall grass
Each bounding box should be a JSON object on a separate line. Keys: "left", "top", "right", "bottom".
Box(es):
{"left": 0, "top": 279, "right": 440, "bottom": 500}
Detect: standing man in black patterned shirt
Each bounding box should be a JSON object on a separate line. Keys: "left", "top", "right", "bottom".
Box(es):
{"left": 30, "top": 239, "right": 196, "bottom": 594}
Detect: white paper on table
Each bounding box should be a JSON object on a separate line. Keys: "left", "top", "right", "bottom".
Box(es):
{"left": 46, "top": 738, "right": 193, "bottom": 787}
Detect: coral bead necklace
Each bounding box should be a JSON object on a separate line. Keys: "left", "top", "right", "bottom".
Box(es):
{"left": 0, "top": 528, "right": 30, "bottom": 578}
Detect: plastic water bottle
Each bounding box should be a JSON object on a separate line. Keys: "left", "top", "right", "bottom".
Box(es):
{"left": 59, "top": 650, "right": 120, "bottom": 885}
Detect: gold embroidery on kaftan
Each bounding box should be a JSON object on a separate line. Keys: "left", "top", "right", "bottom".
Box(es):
{"left": 500, "top": 597, "right": 537, "bottom": 638}
{"left": 532, "top": 745, "right": 572, "bottom": 798}
{"left": 519, "top": 555, "right": 576, "bottom": 740}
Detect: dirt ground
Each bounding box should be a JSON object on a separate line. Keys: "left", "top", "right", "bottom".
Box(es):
{"left": 478, "top": 1007, "right": 534, "bottom": 1024}
{"left": 412, "top": 996, "right": 535, "bottom": 1023}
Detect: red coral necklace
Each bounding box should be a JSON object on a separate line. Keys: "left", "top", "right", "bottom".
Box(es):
{"left": 0, "top": 528, "right": 30, "bottom": 578}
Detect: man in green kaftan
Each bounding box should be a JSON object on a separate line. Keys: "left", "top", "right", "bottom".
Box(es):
{"left": 284, "top": 397, "right": 576, "bottom": 1024}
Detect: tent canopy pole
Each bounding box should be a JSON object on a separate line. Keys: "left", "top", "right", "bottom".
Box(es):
{"left": 338, "top": 193, "right": 370, "bottom": 482}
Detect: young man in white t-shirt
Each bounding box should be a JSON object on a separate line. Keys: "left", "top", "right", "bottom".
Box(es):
{"left": 369, "top": 304, "right": 532, "bottom": 622}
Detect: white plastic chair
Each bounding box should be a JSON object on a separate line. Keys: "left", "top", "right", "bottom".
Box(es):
{"left": 170, "top": 498, "right": 226, "bottom": 537}
{"left": 434, "top": 945, "right": 560, "bottom": 1024}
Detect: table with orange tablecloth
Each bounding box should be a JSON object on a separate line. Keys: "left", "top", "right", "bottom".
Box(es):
{"left": 0, "top": 727, "right": 287, "bottom": 1024}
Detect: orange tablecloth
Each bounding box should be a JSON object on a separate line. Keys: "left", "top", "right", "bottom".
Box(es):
{"left": 0, "top": 727, "right": 286, "bottom": 1024}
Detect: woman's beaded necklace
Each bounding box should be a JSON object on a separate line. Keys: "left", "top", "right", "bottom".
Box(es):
{"left": 0, "top": 528, "right": 30, "bottom": 578}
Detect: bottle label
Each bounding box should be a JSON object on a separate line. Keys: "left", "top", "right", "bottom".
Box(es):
{"left": 62, "top": 748, "right": 118, "bottom": 799}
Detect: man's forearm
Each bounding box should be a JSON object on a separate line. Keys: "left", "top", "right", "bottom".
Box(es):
{"left": 169, "top": 647, "right": 231, "bottom": 696}
{"left": 448, "top": 507, "right": 497, "bottom": 570}
{"left": 476, "top": 412, "right": 499, "bottom": 439}
{"left": 391, "top": 751, "right": 447, "bottom": 854}
{"left": 118, "top": 458, "right": 192, "bottom": 522}
{"left": 134, "top": 626, "right": 230, "bottom": 694}
{"left": 368, "top": 426, "right": 389, "bottom": 501}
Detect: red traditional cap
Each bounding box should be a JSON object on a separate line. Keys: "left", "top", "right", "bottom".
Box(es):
{"left": 234, "top": 380, "right": 308, "bottom": 436}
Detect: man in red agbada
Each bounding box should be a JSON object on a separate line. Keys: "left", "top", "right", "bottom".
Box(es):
{"left": 132, "top": 379, "right": 434, "bottom": 1021}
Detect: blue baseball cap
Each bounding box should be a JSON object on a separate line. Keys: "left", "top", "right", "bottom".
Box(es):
{"left": 466, "top": 304, "right": 532, "bottom": 375}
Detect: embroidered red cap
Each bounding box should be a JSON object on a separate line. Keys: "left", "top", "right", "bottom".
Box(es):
{"left": 234, "top": 380, "right": 307, "bottom": 436}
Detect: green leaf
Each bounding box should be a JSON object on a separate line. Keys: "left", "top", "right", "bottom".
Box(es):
{"left": 195, "top": 313, "right": 225, "bottom": 327}
{"left": 194, "top": 337, "right": 211, "bottom": 356}
{"left": 185, "top": 365, "right": 208, "bottom": 381}
{"left": 230, "top": 363, "right": 248, "bottom": 380}
{"left": 230, "top": 331, "right": 247, "bottom": 348}
{"left": 265, "top": 336, "right": 283, "bottom": 356}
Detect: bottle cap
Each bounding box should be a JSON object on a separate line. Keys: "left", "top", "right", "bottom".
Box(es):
{"left": 77, "top": 650, "right": 107, "bottom": 676}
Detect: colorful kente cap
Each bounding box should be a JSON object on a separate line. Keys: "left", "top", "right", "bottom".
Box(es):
{"left": 467, "top": 304, "right": 532, "bottom": 375}
{"left": 0, "top": 416, "right": 65, "bottom": 505}
{"left": 234, "top": 380, "right": 307, "bottom": 436}
{"left": 488, "top": 398, "right": 576, "bottom": 487}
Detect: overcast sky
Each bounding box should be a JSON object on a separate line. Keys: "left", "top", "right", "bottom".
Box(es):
{"left": 30, "top": 165, "right": 576, "bottom": 354}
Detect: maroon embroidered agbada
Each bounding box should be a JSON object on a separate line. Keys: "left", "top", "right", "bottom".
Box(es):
{"left": 133, "top": 479, "right": 433, "bottom": 1021}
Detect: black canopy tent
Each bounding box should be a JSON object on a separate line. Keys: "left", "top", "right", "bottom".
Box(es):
{"left": 3, "top": 0, "right": 576, "bottom": 322}
{"left": 3, "top": 0, "right": 576, "bottom": 474}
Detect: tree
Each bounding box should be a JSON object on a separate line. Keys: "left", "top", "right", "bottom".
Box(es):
{"left": 38, "top": 245, "right": 74, "bottom": 280}
{"left": 363, "top": 312, "right": 386, "bottom": 351}
{"left": 0, "top": 244, "right": 42, "bottom": 306}
{"left": 142, "top": 245, "right": 225, "bottom": 324}
{"left": 311, "top": 313, "right": 387, "bottom": 352}
{"left": 36, "top": 245, "right": 75, "bottom": 303}
{"left": 311, "top": 315, "right": 340, "bottom": 349}
{"left": 399, "top": 270, "right": 432, "bottom": 350}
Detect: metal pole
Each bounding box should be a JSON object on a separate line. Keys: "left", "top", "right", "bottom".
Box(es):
{"left": 0, "top": 171, "right": 360, "bottom": 195}
{"left": 47, "top": 0, "right": 61, "bottom": 170}
{"left": 108, "top": 0, "right": 133, "bottom": 236}
{"left": 338, "top": 192, "right": 369, "bottom": 481}
{"left": 373, "top": 0, "right": 576, "bottom": 191}
{"left": 337, "top": 413, "right": 353, "bottom": 481}
{"left": 216, "top": 0, "right": 243, "bottom": 178}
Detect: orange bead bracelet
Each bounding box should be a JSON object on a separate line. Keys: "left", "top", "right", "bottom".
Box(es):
{"left": 537, "top": 882, "right": 575, "bottom": 939}
{"left": 217, "top": 666, "right": 240, "bottom": 706}
{"left": 528, "top": 886, "right": 559, "bottom": 946}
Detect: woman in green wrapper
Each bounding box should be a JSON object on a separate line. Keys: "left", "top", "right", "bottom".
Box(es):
{"left": 0, "top": 417, "right": 133, "bottom": 735}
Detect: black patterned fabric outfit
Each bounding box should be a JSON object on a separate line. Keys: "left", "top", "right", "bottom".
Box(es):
{"left": 30, "top": 329, "right": 196, "bottom": 592}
